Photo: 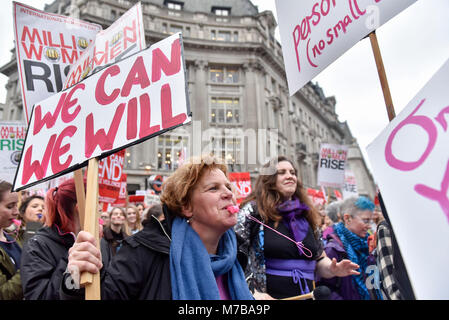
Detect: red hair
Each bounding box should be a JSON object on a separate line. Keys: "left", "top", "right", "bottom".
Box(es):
{"left": 45, "top": 178, "right": 84, "bottom": 233}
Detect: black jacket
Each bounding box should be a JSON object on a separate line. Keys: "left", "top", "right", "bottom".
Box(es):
{"left": 21, "top": 226, "right": 74, "bottom": 300}
{"left": 21, "top": 225, "right": 110, "bottom": 300}
{"left": 101, "top": 212, "right": 172, "bottom": 299}
{"left": 62, "top": 205, "right": 248, "bottom": 300}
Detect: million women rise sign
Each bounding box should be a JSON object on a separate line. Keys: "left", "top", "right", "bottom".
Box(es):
{"left": 317, "top": 143, "right": 348, "bottom": 188}
{"left": 13, "top": 1, "right": 102, "bottom": 122}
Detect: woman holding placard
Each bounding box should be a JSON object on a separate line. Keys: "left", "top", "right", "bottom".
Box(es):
{"left": 235, "top": 156, "right": 360, "bottom": 300}
{"left": 20, "top": 178, "right": 108, "bottom": 300}
{"left": 65, "top": 155, "right": 253, "bottom": 300}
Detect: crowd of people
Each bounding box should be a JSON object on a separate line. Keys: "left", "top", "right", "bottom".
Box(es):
{"left": 0, "top": 155, "right": 412, "bottom": 300}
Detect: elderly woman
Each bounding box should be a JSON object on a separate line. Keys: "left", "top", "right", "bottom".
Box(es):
{"left": 236, "top": 156, "right": 360, "bottom": 300}
{"left": 319, "top": 195, "right": 382, "bottom": 300}
{"left": 65, "top": 155, "right": 253, "bottom": 300}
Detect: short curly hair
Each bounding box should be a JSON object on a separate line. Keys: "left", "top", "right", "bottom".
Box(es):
{"left": 159, "top": 154, "right": 227, "bottom": 217}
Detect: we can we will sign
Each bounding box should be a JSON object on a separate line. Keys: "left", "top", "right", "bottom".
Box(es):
{"left": 13, "top": 33, "right": 191, "bottom": 191}
{"left": 367, "top": 58, "right": 449, "bottom": 300}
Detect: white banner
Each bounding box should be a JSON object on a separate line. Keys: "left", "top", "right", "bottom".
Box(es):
{"left": 64, "top": 2, "right": 145, "bottom": 88}
{"left": 342, "top": 170, "right": 358, "bottom": 199}
{"left": 13, "top": 1, "right": 102, "bottom": 122}
{"left": 0, "top": 121, "right": 27, "bottom": 183}
{"left": 367, "top": 58, "right": 449, "bottom": 299}
{"left": 13, "top": 33, "right": 191, "bottom": 191}
{"left": 317, "top": 143, "right": 348, "bottom": 188}
{"left": 275, "top": 0, "right": 417, "bottom": 96}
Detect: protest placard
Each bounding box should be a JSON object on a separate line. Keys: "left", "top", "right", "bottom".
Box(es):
{"left": 275, "top": 0, "right": 416, "bottom": 96}
{"left": 317, "top": 143, "right": 348, "bottom": 188}
{"left": 13, "top": 32, "right": 191, "bottom": 191}
{"left": 64, "top": 2, "right": 145, "bottom": 88}
{"left": 229, "top": 172, "right": 252, "bottom": 205}
{"left": 367, "top": 58, "right": 449, "bottom": 299}
{"left": 342, "top": 170, "right": 358, "bottom": 199}
{"left": 0, "top": 121, "right": 27, "bottom": 183}
{"left": 13, "top": 1, "right": 102, "bottom": 122}
{"left": 307, "top": 188, "right": 326, "bottom": 206}
{"left": 98, "top": 149, "right": 125, "bottom": 205}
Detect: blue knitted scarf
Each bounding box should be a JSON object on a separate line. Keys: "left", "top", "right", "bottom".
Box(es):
{"left": 333, "top": 222, "right": 371, "bottom": 300}
{"left": 170, "top": 217, "right": 254, "bottom": 300}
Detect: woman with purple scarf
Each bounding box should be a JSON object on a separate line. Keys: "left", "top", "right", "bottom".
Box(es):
{"left": 235, "top": 156, "right": 360, "bottom": 299}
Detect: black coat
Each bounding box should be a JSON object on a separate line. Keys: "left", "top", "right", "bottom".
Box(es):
{"left": 60, "top": 205, "right": 249, "bottom": 300}
{"left": 21, "top": 225, "right": 110, "bottom": 300}
{"left": 100, "top": 212, "right": 172, "bottom": 299}
{"left": 21, "top": 226, "right": 74, "bottom": 300}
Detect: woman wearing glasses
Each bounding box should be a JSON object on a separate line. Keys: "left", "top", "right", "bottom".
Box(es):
{"left": 319, "top": 196, "right": 381, "bottom": 300}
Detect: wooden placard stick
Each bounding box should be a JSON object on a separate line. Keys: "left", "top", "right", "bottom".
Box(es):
{"left": 80, "top": 158, "right": 101, "bottom": 300}
{"left": 74, "top": 169, "right": 86, "bottom": 228}
{"left": 369, "top": 31, "right": 396, "bottom": 122}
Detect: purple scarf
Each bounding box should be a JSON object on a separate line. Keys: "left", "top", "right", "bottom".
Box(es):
{"left": 277, "top": 197, "right": 310, "bottom": 256}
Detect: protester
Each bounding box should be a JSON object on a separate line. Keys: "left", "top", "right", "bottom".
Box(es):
{"left": 100, "top": 211, "right": 111, "bottom": 229}
{"left": 19, "top": 195, "right": 45, "bottom": 224}
{"left": 322, "top": 200, "right": 342, "bottom": 239}
{"left": 0, "top": 181, "right": 22, "bottom": 300}
{"left": 101, "top": 207, "right": 128, "bottom": 257}
{"left": 376, "top": 193, "right": 415, "bottom": 300}
{"left": 126, "top": 205, "right": 143, "bottom": 234}
{"left": 142, "top": 203, "right": 164, "bottom": 223}
{"left": 20, "top": 178, "right": 108, "bottom": 300}
{"left": 136, "top": 203, "right": 145, "bottom": 220}
{"left": 65, "top": 155, "right": 254, "bottom": 300}
{"left": 319, "top": 196, "right": 382, "bottom": 300}
{"left": 236, "top": 156, "right": 360, "bottom": 300}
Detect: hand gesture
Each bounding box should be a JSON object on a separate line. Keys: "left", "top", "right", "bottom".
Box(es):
{"left": 329, "top": 258, "right": 360, "bottom": 277}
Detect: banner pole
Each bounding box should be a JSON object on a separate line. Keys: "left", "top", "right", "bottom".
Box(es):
{"left": 74, "top": 169, "right": 86, "bottom": 228}
{"left": 80, "top": 158, "right": 101, "bottom": 300}
{"left": 369, "top": 31, "right": 396, "bottom": 122}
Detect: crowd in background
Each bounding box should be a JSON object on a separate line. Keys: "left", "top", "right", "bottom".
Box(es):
{"left": 0, "top": 155, "right": 412, "bottom": 300}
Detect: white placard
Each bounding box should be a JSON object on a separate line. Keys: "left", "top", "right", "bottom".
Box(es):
{"left": 64, "top": 2, "right": 145, "bottom": 88}
{"left": 13, "top": 1, "right": 102, "bottom": 122}
{"left": 0, "top": 121, "right": 27, "bottom": 183}
{"left": 13, "top": 33, "right": 191, "bottom": 191}
{"left": 275, "top": 0, "right": 417, "bottom": 96}
{"left": 342, "top": 170, "right": 358, "bottom": 199}
{"left": 367, "top": 58, "right": 449, "bottom": 299}
{"left": 317, "top": 143, "right": 348, "bottom": 188}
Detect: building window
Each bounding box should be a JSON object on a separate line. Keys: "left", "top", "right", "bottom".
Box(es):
{"left": 213, "top": 8, "right": 230, "bottom": 16}
{"left": 217, "top": 31, "right": 231, "bottom": 41}
{"left": 209, "top": 66, "right": 239, "bottom": 83}
{"left": 210, "top": 136, "right": 241, "bottom": 172}
{"left": 211, "top": 30, "right": 238, "bottom": 42}
{"left": 157, "top": 134, "right": 189, "bottom": 170}
{"left": 166, "top": 1, "right": 182, "bottom": 10}
{"left": 210, "top": 98, "right": 240, "bottom": 124}
{"left": 169, "top": 25, "right": 183, "bottom": 35}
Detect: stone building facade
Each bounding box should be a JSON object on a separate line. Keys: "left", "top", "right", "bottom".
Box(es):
{"left": 0, "top": 0, "right": 376, "bottom": 199}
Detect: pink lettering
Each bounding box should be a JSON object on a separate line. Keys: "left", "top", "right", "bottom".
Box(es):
{"left": 385, "top": 99, "right": 437, "bottom": 171}
{"left": 415, "top": 159, "right": 449, "bottom": 224}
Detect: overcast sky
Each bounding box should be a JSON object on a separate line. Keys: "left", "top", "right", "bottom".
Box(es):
{"left": 1, "top": 0, "right": 449, "bottom": 173}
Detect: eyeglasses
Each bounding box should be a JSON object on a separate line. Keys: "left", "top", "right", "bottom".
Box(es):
{"left": 355, "top": 216, "right": 373, "bottom": 225}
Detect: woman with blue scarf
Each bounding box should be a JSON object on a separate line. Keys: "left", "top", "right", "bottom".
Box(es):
{"left": 236, "top": 156, "right": 360, "bottom": 300}
{"left": 319, "top": 196, "right": 383, "bottom": 300}
{"left": 64, "top": 155, "right": 254, "bottom": 300}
